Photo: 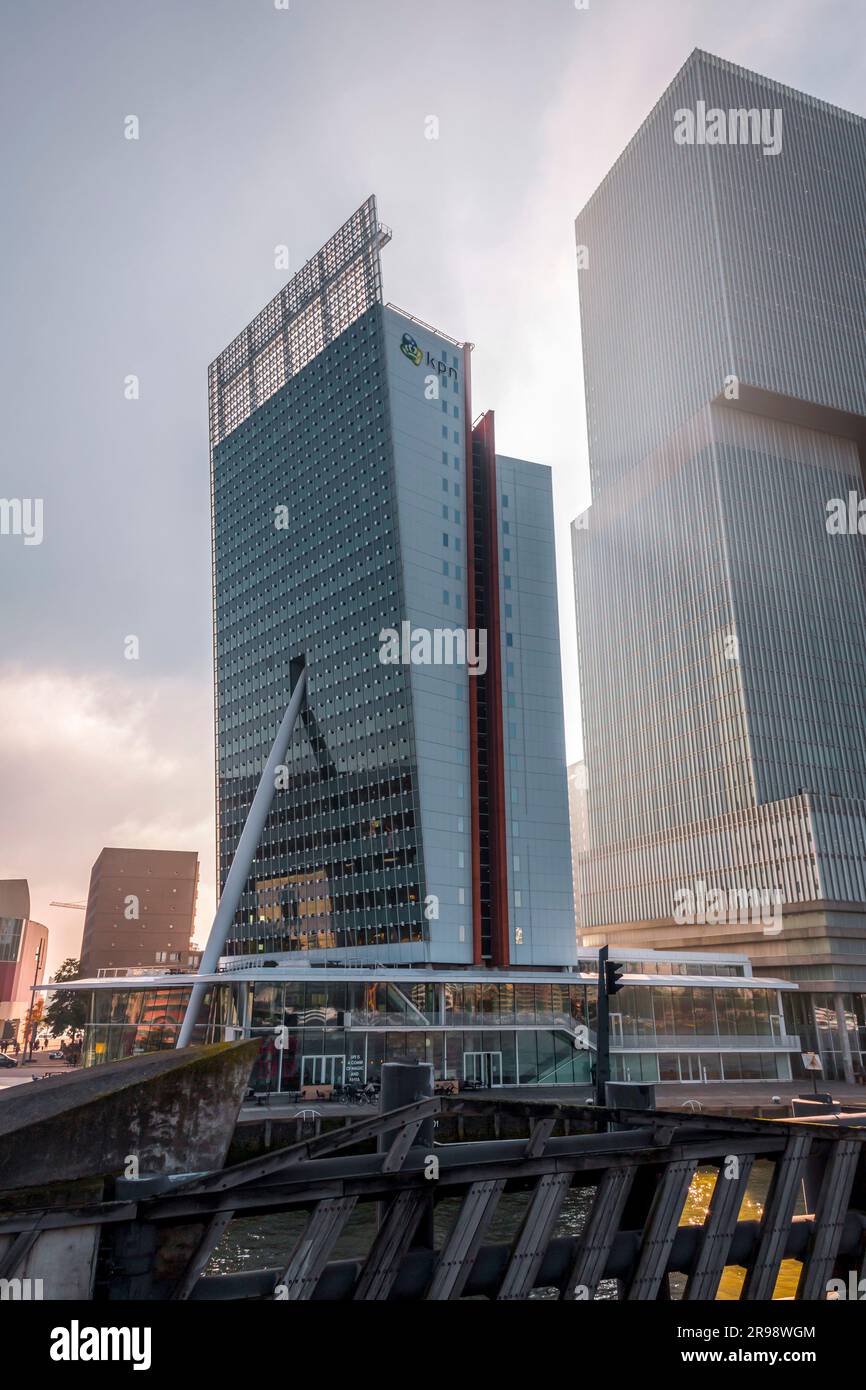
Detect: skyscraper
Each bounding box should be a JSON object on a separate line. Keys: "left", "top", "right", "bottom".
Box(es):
{"left": 573, "top": 51, "right": 866, "bottom": 1079}
{"left": 210, "top": 197, "right": 574, "bottom": 969}
{"left": 0, "top": 880, "right": 48, "bottom": 1046}
{"left": 567, "top": 761, "right": 589, "bottom": 940}
{"left": 80, "top": 849, "right": 199, "bottom": 978}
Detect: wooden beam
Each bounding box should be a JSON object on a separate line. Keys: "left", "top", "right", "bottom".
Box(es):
{"left": 798, "top": 1140, "right": 861, "bottom": 1300}
{"left": 352, "top": 1190, "right": 428, "bottom": 1301}
{"left": 172, "top": 1209, "right": 236, "bottom": 1300}
{"left": 742, "top": 1134, "right": 811, "bottom": 1301}
{"left": 426, "top": 1179, "right": 505, "bottom": 1300}
{"left": 685, "top": 1155, "right": 754, "bottom": 1301}
{"left": 625, "top": 1159, "right": 695, "bottom": 1300}
{"left": 562, "top": 1165, "right": 636, "bottom": 1300}
{"left": 497, "top": 1172, "right": 573, "bottom": 1300}
{"left": 275, "top": 1196, "right": 358, "bottom": 1300}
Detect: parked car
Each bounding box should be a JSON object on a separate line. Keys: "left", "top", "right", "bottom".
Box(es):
{"left": 48, "top": 1051, "right": 65, "bottom": 1060}
{"left": 0, "top": 1054, "right": 18, "bottom": 1069}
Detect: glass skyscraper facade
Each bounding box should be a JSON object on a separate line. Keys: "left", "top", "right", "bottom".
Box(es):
{"left": 572, "top": 51, "right": 866, "bottom": 1080}
{"left": 210, "top": 198, "right": 574, "bottom": 968}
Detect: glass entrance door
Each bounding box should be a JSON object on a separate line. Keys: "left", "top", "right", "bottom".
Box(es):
{"left": 300, "top": 1054, "right": 345, "bottom": 1086}
{"left": 463, "top": 1051, "right": 503, "bottom": 1088}
{"left": 680, "top": 1055, "right": 710, "bottom": 1083}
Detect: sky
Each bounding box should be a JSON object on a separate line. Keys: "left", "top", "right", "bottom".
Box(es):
{"left": 1, "top": 0, "right": 864, "bottom": 977}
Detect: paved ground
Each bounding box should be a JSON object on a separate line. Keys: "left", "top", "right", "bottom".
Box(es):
{"left": 0, "top": 1056, "right": 73, "bottom": 1092}
{"left": 6, "top": 1063, "right": 861, "bottom": 1116}
{"left": 236, "top": 1078, "right": 866, "bottom": 1122}
{"left": 653, "top": 1079, "right": 866, "bottom": 1111}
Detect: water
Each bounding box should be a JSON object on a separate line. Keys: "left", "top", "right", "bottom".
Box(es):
{"left": 207, "top": 1159, "right": 804, "bottom": 1298}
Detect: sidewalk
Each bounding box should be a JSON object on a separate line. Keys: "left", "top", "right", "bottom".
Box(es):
{"left": 0, "top": 1056, "right": 78, "bottom": 1093}
{"left": 236, "top": 1078, "right": 866, "bottom": 1122}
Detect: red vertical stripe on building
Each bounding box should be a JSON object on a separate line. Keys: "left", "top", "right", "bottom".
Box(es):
{"left": 462, "top": 346, "right": 483, "bottom": 964}
{"left": 474, "top": 412, "right": 510, "bottom": 968}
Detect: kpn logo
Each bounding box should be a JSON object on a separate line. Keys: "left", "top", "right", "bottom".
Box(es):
{"left": 400, "top": 331, "right": 423, "bottom": 366}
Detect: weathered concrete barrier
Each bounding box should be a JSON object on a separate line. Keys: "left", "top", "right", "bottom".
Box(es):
{"left": 0, "top": 1042, "right": 259, "bottom": 1299}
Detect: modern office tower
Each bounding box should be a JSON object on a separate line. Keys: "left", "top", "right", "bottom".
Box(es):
{"left": 79, "top": 849, "right": 199, "bottom": 979}
{"left": 0, "top": 880, "right": 48, "bottom": 1046}
{"left": 567, "top": 761, "right": 589, "bottom": 939}
{"left": 209, "top": 196, "right": 574, "bottom": 968}
{"left": 573, "top": 49, "right": 866, "bottom": 1080}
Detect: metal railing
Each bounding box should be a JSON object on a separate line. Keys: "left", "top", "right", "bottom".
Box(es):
{"left": 77, "top": 1095, "right": 866, "bottom": 1301}
{"left": 612, "top": 1033, "right": 801, "bottom": 1052}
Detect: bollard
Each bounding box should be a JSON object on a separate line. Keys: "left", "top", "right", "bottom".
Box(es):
{"left": 604, "top": 1081, "right": 656, "bottom": 1112}
{"left": 605, "top": 1081, "right": 655, "bottom": 1131}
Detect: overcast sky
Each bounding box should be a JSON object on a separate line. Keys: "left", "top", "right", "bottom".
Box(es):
{"left": 2, "top": 0, "right": 863, "bottom": 975}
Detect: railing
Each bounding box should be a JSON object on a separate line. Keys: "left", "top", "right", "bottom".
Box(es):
{"left": 385, "top": 301, "right": 467, "bottom": 349}
{"left": 95, "top": 966, "right": 185, "bottom": 979}
{"left": 56, "top": 1094, "right": 865, "bottom": 1301}
{"left": 613, "top": 1033, "right": 801, "bottom": 1052}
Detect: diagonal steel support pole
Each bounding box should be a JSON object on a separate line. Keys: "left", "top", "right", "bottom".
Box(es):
{"left": 176, "top": 663, "right": 307, "bottom": 1049}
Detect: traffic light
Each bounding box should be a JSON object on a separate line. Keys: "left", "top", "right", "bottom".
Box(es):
{"left": 604, "top": 959, "right": 625, "bottom": 996}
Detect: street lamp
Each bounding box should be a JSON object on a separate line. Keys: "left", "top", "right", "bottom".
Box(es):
{"left": 26, "top": 939, "right": 43, "bottom": 1063}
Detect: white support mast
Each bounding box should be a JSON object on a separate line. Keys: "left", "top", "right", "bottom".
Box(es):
{"left": 176, "top": 663, "right": 307, "bottom": 1049}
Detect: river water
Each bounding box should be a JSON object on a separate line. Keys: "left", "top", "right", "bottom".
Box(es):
{"left": 207, "top": 1159, "right": 805, "bottom": 1299}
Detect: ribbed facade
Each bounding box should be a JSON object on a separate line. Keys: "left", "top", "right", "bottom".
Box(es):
{"left": 573, "top": 52, "right": 866, "bottom": 1017}
{"left": 577, "top": 50, "right": 866, "bottom": 494}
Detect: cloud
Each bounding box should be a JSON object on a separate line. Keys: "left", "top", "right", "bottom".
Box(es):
{"left": 0, "top": 665, "right": 216, "bottom": 978}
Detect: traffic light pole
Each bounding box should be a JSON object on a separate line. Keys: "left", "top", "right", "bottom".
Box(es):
{"left": 595, "top": 944, "right": 610, "bottom": 1109}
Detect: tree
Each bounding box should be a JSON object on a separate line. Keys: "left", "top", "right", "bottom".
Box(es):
{"left": 43, "top": 958, "right": 88, "bottom": 1042}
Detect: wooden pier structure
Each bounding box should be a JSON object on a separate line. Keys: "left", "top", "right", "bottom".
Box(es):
{"left": 4, "top": 1081, "right": 865, "bottom": 1301}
